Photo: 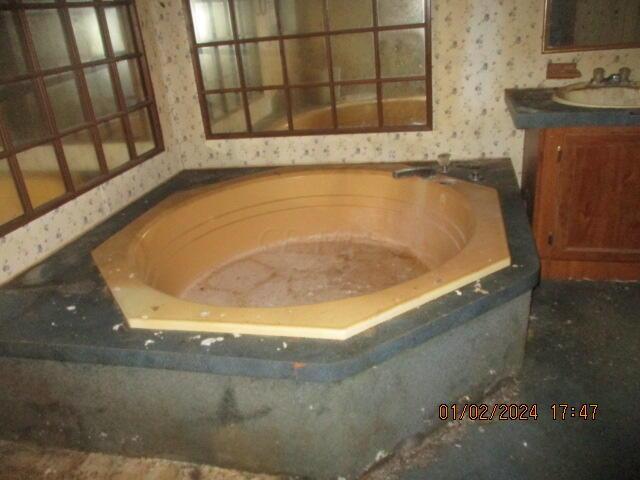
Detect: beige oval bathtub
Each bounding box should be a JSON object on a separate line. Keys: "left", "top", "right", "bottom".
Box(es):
{"left": 92, "top": 166, "right": 511, "bottom": 340}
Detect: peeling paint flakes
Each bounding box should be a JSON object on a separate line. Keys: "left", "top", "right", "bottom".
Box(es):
{"left": 144, "top": 339, "right": 155, "bottom": 348}
{"left": 201, "top": 337, "right": 224, "bottom": 347}
{"left": 112, "top": 323, "right": 124, "bottom": 332}
{"left": 374, "top": 450, "right": 388, "bottom": 462}
{"left": 232, "top": 333, "right": 241, "bottom": 338}
{"left": 66, "top": 305, "right": 76, "bottom": 311}
{"left": 474, "top": 280, "right": 489, "bottom": 295}
{"left": 455, "top": 289, "right": 462, "bottom": 295}
{"left": 282, "top": 341, "right": 288, "bottom": 349}
{"left": 188, "top": 334, "right": 201, "bottom": 341}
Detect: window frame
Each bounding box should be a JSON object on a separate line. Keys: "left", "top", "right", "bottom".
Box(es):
{"left": 0, "top": 0, "right": 164, "bottom": 237}
{"left": 184, "top": 0, "right": 433, "bottom": 139}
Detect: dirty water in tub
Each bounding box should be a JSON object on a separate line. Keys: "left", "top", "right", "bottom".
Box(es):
{"left": 181, "top": 237, "right": 429, "bottom": 307}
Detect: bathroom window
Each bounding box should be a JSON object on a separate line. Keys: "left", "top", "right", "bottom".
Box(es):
{"left": 186, "top": 0, "right": 432, "bottom": 138}
{"left": 0, "top": 0, "right": 163, "bottom": 236}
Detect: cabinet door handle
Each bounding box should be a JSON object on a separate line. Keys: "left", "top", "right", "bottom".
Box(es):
{"left": 556, "top": 145, "right": 563, "bottom": 162}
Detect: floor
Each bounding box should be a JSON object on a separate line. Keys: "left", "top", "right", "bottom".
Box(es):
{"left": 1, "top": 280, "right": 639, "bottom": 480}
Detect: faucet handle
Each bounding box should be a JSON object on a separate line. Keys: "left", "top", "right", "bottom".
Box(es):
{"left": 437, "top": 153, "right": 451, "bottom": 173}
{"left": 619, "top": 67, "right": 631, "bottom": 83}
{"left": 592, "top": 68, "right": 605, "bottom": 83}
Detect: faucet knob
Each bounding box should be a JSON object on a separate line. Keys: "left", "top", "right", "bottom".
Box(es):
{"left": 592, "top": 68, "right": 605, "bottom": 83}
{"left": 437, "top": 153, "right": 451, "bottom": 174}
{"left": 619, "top": 67, "right": 631, "bottom": 83}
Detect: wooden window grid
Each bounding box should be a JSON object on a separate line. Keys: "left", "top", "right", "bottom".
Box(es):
{"left": 184, "top": 0, "right": 433, "bottom": 139}
{"left": 0, "top": 0, "right": 164, "bottom": 237}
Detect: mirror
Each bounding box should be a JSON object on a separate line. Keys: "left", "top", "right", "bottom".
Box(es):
{"left": 544, "top": 0, "right": 640, "bottom": 52}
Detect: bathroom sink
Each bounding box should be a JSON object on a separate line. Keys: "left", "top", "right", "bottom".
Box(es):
{"left": 552, "top": 82, "right": 640, "bottom": 109}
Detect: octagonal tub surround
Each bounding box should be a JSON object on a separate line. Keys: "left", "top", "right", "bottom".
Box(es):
{"left": 92, "top": 166, "right": 511, "bottom": 340}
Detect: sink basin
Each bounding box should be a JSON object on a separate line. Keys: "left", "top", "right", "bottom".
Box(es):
{"left": 552, "top": 82, "right": 640, "bottom": 109}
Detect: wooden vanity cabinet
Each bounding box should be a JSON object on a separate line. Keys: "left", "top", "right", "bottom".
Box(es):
{"left": 522, "top": 126, "right": 640, "bottom": 280}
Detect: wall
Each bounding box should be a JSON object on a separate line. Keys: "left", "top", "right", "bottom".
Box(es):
{"left": 0, "top": 0, "right": 184, "bottom": 284}
{"left": 1, "top": 0, "right": 639, "bottom": 285}
{"left": 152, "top": 0, "right": 639, "bottom": 171}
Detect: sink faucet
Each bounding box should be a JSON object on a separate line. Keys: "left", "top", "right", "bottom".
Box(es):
{"left": 591, "top": 67, "right": 632, "bottom": 85}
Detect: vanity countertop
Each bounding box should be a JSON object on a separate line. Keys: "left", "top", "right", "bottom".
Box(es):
{"left": 505, "top": 88, "right": 640, "bottom": 129}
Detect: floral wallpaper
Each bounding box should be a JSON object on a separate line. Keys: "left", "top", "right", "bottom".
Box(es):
{"left": 1, "top": 0, "right": 639, "bottom": 285}
{"left": 147, "top": 0, "right": 640, "bottom": 172}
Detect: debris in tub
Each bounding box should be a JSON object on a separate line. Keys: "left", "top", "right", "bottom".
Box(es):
{"left": 112, "top": 323, "right": 124, "bottom": 332}
{"left": 282, "top": 341, "right": 288, "bottom": 349}
{"left": 201, "top": 337, "right": 224, "bottom": 347}
{"left": 51, "top": 322, "right": 57, "bottom": 327}
{"left": 374, "top": 450, "right": 388, "bottom": 462}
{"left": 66, "top": 305, "right": 76, "bottom": 312}
{"left": 232, "top": 333, "right": 241, "bottom": 338}
{"left": 455, "top": 289, "right": 462, "bottom": 296}
{"left": 474, "top": 280, "right": 489, "bottom": 295}
{"left": 512, "top": 264, "right": 522, "bottom": 268}
{"left": 144, "top": 339, "right": 155, "bottom": 348}
{"left": 188, "top": 334, "right": 201, "bottom": 341}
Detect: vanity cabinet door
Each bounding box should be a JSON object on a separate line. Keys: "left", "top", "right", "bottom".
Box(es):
{"left": 533, "top": 126, "right": 640, "bottom": 279}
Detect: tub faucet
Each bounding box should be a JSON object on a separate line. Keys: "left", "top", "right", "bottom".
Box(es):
{"left": 392, "top": 165, "right": 437, "bottom": 179}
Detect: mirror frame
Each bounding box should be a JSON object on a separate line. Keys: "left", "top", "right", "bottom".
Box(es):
{"left": 542, "top": 0, "right": 640, "bottom": 53}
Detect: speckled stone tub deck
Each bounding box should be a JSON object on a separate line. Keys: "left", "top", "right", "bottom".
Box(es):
{"left": 0, "top": 159, "right": 539, "bottom": 479}
{"left": 505, "top": 88, "right": 640, "bottom": 129}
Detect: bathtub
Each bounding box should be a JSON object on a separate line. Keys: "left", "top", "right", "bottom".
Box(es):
{"left": 92, "top": 165, "right": 511, "bottom": 340}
